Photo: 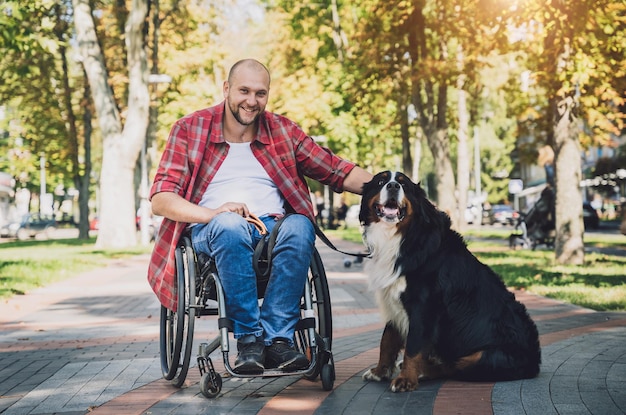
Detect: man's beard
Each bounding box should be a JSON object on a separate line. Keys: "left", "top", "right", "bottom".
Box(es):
{"left": 229, "top": 101, "right": 259, "bottom": 126}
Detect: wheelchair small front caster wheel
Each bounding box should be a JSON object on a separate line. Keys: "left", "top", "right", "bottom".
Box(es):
{"left": 200, "top": 372, "right": 222, "bottom": 398}
{"left": 321, "top": 363, "right": 335, "bottom": 391}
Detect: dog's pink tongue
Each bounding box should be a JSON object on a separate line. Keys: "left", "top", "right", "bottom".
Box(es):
{"left": 383, "top": 206, "right": 399, "bottom": 218}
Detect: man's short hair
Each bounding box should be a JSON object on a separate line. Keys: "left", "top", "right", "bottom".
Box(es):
{"left": 228, "top": 59, "right": 271, "bottom": 84}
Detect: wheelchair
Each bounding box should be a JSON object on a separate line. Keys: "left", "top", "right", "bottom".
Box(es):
{"left": 159, "top": 224, "right": 335, "bottom": 399}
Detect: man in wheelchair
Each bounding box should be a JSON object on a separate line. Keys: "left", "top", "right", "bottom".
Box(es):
{"left": 148, "top": 59, "right": 372, "bottom": 375}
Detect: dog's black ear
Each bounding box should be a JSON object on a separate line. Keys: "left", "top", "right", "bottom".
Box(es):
{"left": 415, "top": 181, "right": 426, "bottom": 195}
{"left": 358, "top": 178, "right": 375, "bottom": 224}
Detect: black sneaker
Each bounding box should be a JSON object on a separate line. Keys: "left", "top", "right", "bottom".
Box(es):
{"left": 233, "top": 338, "right": 265, "bottom": 375}
{"left": 265, "top": 339, "right": 309, "bottom": 371}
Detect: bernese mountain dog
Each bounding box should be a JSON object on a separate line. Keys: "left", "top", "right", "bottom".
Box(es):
{"left": 360, "top": 171, "right": 541, "bottom": 392}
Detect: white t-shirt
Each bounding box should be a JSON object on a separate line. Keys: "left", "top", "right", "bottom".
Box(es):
{"left": 198, "top": 142, "right": 285, "bottom": 217}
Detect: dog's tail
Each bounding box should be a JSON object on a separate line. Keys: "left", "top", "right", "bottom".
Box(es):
{"left": 455, "top": 347, "right": 541, "bottom": 381}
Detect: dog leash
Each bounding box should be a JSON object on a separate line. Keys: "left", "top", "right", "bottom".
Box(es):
{"left": 245, "top": 213, "right": 268, "bottom": 235}
{"left": 249, "top": 213, "right": 369, "bottom": 278}
{"left": 313, "top": 223, "right": 371, "bottom": 259}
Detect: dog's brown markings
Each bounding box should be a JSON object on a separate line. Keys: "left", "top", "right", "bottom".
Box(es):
{"left": 390, "top": 350, "right": 484, "bottom": 392}
{"left": 369, "top": 324, "right": 404, "bottom": 380}
{"left": 372, "top": 321, "right": 480, "bottom": 392}
{"left": 455, "top": 350, "right": 483, "bottom": 370}
{"left": 366, "top": 197, "right": 380, "bottom": 224}
{"left": 391, "top": 353, "right": 423, "bottom": 392}
{"left": 418, "top": 350, "right": 485, "bottom": 380}
{"left": 419, "top": 355, "right": 454, "bottom": 380}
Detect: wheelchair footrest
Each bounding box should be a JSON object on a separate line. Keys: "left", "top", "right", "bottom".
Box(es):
{"left": 221, "top": 349, "right": 322, "bottom": 378}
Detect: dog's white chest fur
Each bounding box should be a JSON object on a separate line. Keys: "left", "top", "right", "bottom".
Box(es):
{"left": 364, "top": 223, "right": 409, "bottom": 339}
{"left": 375, "top": 277, "right": 409, "bottom": 339}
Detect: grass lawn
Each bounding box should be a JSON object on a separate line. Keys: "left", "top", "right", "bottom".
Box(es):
{"left": 469, "top": 244, "right": 626, "bottom": 311}
{"left": 327, "top": 225, "right": 626, "bottom": 312}
{"left": 0, "top": 237, "right": 152, "bottom": 299}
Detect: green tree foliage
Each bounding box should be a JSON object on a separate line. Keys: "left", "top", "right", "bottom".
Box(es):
{"left": 264, "top": 3, "right": 354, "bottom": 147}
{"left": 269, "top": 0, "right": 517, "bottom": 219}
{"left": 0, "top": 1, "right": 68, "bottom": 191}
{"left": 0, "top": 0, "right": 92, "bottom": 237}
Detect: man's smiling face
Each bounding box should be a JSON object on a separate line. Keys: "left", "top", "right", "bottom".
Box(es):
{"left": 224, "top": 64, "right": 270, "bottom": 127}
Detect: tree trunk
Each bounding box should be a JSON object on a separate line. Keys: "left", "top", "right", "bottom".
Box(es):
{"left": 330, "top": 0, "right": 348, "bottom": 62}
{"left": 407, "top": 1, "right": 457, "bottom": 217}
{"left": 412, "top": 132, "right": 422, "bottom": 183}
{"left": 73, "top": 0, "right": 150, "bottom": 248}
{"left": 78, "top": 85, "right": 92, "bottom": 240}
{"left": 553, "top": 95, "right": 584, "bottom": 265}
{"left": 58, "top": 34, "right": 93, "bottom": 240}
{"left": 426, "top": 128, "right": 457, "bottom": 219}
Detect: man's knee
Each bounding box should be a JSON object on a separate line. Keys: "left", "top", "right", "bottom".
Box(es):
{"left": 276, "top": 215, "right": 315, "bottom": 251}
{"left": 208, "top": 213, "right": 254, "bottom": 242}
{"left": 281, "top": 214, "right": 314, "bottom": 236}
{"left": 212, "top": 212, "right": 248, "bottom": 231}
{"left": 192, "top": 212, "right": 249, "bottom": 251}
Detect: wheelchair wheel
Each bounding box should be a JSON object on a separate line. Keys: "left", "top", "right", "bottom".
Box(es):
{"left": 299, "top": 247, "right": 333, "bottom": 382}
{"left": 159, "top": 235, "right": 196, "bottom": 387}
{"left": 321, "top": 362, "right": 335, "bottom": 391}
{"left": 200, "top": 371, "right": 222, "bottom": 399}
{"left": 159, "top": 304, "right": 181, "bottom": 381}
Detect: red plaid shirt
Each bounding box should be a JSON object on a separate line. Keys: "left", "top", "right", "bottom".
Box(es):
{"left": 148, "top": 102, "right": 356, "bottom": 310}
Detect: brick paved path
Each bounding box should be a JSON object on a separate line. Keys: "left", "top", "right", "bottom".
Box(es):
{"left": 1, "top": 239, "right": 625, "bottom": 415}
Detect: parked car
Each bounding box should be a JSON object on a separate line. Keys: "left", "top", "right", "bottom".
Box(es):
{"left": 486, "top": 204, "right": 519, "bottom": 226}
{"left": 0, "top": 213, "right": 57, "bottom": 240}
{"left": 582, "top": 202, "right": 600, "bottom": 229}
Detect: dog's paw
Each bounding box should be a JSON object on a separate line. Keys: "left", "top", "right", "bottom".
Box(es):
{"left": 363, "top": 368, "right": 382, "bottom": 382}
{"left": 363, "top": 366, "right": 398, "bottom": 382}
{"left": 390, "top": 375, "right": 418, "bottom": 392}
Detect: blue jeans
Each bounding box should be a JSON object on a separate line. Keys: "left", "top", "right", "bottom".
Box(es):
{"left": 191, "top": 213, "right": 315, "bottom": 346}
